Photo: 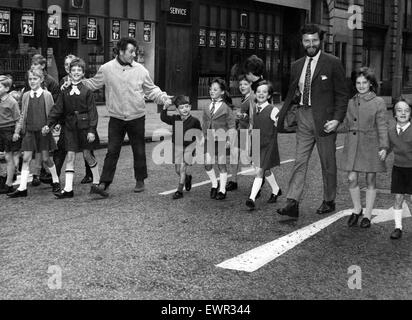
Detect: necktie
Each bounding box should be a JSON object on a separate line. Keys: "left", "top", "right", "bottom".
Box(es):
{"left": 302, "top": 58, "right": 313, "bottom": 106}
{"left": 256, "top": 106, "right": 262, "bottom": 114}
{"left": 398, "top": 127, "right": 404, "bottom": 136}
{"left": 210, "top": 101, "right": 216, "bottom": 116}
{"left": 33, "top": 92, "right": 37, "bottom": 98}
{"left": 70, "top": 85, "right": 81, "bottom": 96}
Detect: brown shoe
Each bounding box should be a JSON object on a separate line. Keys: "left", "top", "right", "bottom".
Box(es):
{"left": 134, "top": 180, "right": 145, "bottom": 193}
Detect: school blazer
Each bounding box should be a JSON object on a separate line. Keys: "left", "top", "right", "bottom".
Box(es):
{"left": 15, "top": 90, "right": 55, "bottom": 135}
{"left": 277, "top": 52, "right": 349, "bottom": 136}
{"left": 202, "top": 102, "right": 236, "bottom": 138}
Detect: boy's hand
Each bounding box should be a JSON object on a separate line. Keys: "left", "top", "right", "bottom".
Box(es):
{"left": 61, "top": 79, "right": 71, "bottom": 91}
{"left": 87, "top": 132, "right": 95, "bottom": 143}
{"left": 12, "top": 133, "right": 20, "bottom": 142}
{"left": 378, "top": 149, "right": 387, "bottom": 161}
{"left": 42, "top": 125, "right": 50, "bottom": 136}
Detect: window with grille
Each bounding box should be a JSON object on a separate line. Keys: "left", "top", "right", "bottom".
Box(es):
{"left": 364, "top": 0, "right": 384, "bottom": 25}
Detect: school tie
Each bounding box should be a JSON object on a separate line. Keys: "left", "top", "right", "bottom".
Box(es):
{"left": 210, "top": 101, "right": 216, "bottom": 116}
{"left": 302, "top": 57, "right": 313, "bottom": 106}
{"left": 70, "top": 84, "right": 81, "bottom": 96}
{"left": 398, "top": 127, "right": 404, "bottom": 136}
{"left": 256, "top": 106, "right": 262, "bottom": 114}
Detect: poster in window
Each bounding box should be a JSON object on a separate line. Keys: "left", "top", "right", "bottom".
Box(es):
{"left": 0, "top": 9, "right": 11, "bottom": 35}
{"left": 209, "top": 30, "right": 216, "bottom": 47}
{"left": 86, "top": 17, "right": 97, "bottom": 40}
{"left": 128, "top": 21, "right": 136, "bottom": 38}
{"left": 274, "top": 35, "right": 280, "bottom": 51}
{"left": 21, "top": 11, "right": 35, "bottom": 37}
{"left": 219, "top": 31, "right": 226, "bottom": 48}
{"left": 199, "top": 28, "right": 206, "bottom": 47}
{"left": 258, "top": 34, "right": 265, "bottom": 50}
{"left": 143, "top": 22, "right": 151, "bottom": 42}
{"left": 112, "top": 20, "right": 120, "bottom": 41}
{"left": 249, "top": 34, "right": 255, "bottom": 50}
{"left": 239, "top": 32, "right": 246, "bottom": 49}
{"left": 265, "top": 35, "right": 272, "bottom": 50}
{"left": 230, "top": 32, "right": 237, "bottom": 48}
{"left": 47, "top": 13, "right": 59, "bottom": 38}
{"left": 67, "top": 16, "right": 79, "bottom": 39}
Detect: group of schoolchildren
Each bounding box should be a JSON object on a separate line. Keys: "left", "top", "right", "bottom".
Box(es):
{"left": 0, "top": 53, "right": 101, "bottom": 199}
{"left": 1, "top": 54, "right": 411, "bottom": 240}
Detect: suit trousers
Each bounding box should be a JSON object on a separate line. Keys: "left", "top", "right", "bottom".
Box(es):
{"left": 100, "top": 116, "right": 148, "bottom": 186}
{"left": 286, "top": 107, "right": 337, "bottom": 202}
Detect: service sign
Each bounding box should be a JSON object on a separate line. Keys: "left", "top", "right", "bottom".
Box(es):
{"left": 199, "top": 28, "right": 206, "bottom": 47}
{"left": 168, "top": 0, "right": 191, "bottom": 24}
{"left": 209, "top": 30, "right": 216, "bottom": 48}
{"left": 47, "top": 13, "right": 59, "bottom": 38}
{"left": 21, "top": 11, "right": 35, "bottom": 37}
{"left": 67, "top": 16, "right": 79, "bottom": 39}
{"left": 143, "top": 22, "right": 151, "bottom": 42}
{"left": 86, "top": 17, "right": 97, "bottom": 40}
{"left": 128, "top": 21, "right": 136, "bottom": 38}
{"left": 249, "top": 34, "right": 255, "bottom": 50}
{"left": 112, "top": 19, "right": 120, "bottom": 41}
{"left": 0, "top": 9, "right": 11, "bottom": 35}
{"left": 258, "top": 34, "right": 265, "bottom": 50}
{"left": 219, "top": 31, "right": 226, "bottom": 48}
{"left": 230, "top": 32, "right": 237, "bottom": 48}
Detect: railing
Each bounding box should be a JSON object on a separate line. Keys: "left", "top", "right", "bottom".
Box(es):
{"left": 0, "top": 56, "right": 31, "bottom": 88}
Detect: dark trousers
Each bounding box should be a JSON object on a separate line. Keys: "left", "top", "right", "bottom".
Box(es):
{"left": 54, "top": 125, "right": 94, "bottom": 177}
{"left": 100, "top": 116, "right": 147, "bottom": 186}
{"left": 286, "top": 107, "right": 337, "bottom": 202}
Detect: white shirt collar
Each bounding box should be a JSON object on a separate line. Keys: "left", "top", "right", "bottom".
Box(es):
{"left": 30, "top": 87, "right": 43, "bottom": 98}
{"left": 397, "top": 122, "right": 411, "bottom": 133}
{"left": 257, "top": 101, "right": 269, "bottom": 111}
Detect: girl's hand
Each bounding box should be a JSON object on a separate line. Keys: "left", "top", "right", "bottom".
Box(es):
{"left": 378, "top": 149, "right": 387, "bottom": 161}
{"left": 42, "top": 125, "right": 50, "bottom": 136}
{"left": 54, "top": 124, "right": 61, "bottom": 132}
{"left": 61, "top": 79, "right": 71, "bottom": 91}
{"left": 12, "top": 133, "right": 20, "bottom": 142}
{"left": 87, "top": 132, "right": 95, "bottom": 143}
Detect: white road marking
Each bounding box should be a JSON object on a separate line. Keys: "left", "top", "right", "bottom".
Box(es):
{"left": 160, "top": 145, "right": 344, "bottom": 195}
{"left": 216, "top": 204, "right": 411, "bottom": 272}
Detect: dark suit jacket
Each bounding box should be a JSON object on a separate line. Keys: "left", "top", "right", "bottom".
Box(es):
{"left": 277, "top": 52, "right": 349, "bottom": 136}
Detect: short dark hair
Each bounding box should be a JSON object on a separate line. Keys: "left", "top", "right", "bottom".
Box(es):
{"left": 393, "top": 96, "right": 412, "bottom": 118}
{"left": 237, "top": 74, "right": 250, "bottom": 82}
{"left": 243, "top": 55, "right": 264, "bottom": 77}
{"left": 173, "top": 95, "right": 190, "bottom": 107}
{"left": 116, "top": 37, "right": 138, "bottom": 52}
{"left": 70, "top": 58, "right": 86, "bottom": 73}
{"left": 31, "top": 54, "right": 47, "bottom": 66}
{"left": 255, "top": 80, "right": 274, "bottom": 103}
{"left": 351, "top": 67, "right": 379, "bottom": 93}
{"left": 300, "top": 24, "right": 324, "bottom": 41}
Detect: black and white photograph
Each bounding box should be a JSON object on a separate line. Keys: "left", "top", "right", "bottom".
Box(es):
{"left": 0, "top": 0, "right": 411, "bottom": 308}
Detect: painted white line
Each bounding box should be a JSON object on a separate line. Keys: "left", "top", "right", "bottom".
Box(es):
{"left": 216, "top": 204, "right": 412, "bottom": 273}
{"left": 216, "top": 209, "right": 352, "bottom": 273}
{"left": 159, "top": 145, "right": 344, "bottom": 195}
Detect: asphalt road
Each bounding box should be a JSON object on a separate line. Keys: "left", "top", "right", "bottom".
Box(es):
{"left": 1, "top": 132, "right": 411, "bottom": 300}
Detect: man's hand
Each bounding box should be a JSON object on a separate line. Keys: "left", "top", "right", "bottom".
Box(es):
{"left": 87, "top": 132, "right": 95, "bottom": 143}
{"left": 12, "top": 133, "right": 20, "bottom": 142}
{"left": 163, "top": 95, "right": 174, "bottom": 109}
{"left": 42, "top": 125, "right": 50, "bottom": 136}
{"left": 61, "top": 78, "right": 71, "bottom": 91}
{"left": 324, "top": 120, "right": 339, "bottom": 133}
{"left": 378, "top": 149, "right": 387, "bottom": 161}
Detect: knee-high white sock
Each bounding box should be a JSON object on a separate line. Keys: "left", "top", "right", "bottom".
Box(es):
{"left": 90, "top": 163, "right": 100, "bottom": 185}
{"left": 219, "top": 172, "right": 228, "bottom": 193}
{"left": 266, "top": 173, "right": 280, "bottom": 195}
{"left": 250, "top": 177, "right": 263, "bottom": 201}
{"left": 349, "top": 187, "right": 362, "bottom": 214}
{"left": 394, "top": 209, "right": 403, "bottom": 230}
{"left": 18, "top": 169, "right": 30, "bottom": 191}
{"left": 48, "top": 165, "right": 59, "bottom": 183}
{"left": 64, "top": 170, "right": 74, "bottom": 192}
{"left": 365, "top": 189, "right": 377, "bottom": 219}
{"left": 206, "top": 169, "right": 218, "bottom": 188}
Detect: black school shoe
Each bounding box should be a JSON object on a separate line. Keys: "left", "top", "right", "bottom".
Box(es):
{"left": 40, "top": 172, "right": 52, "bottom": 184}
{"left": 0, "top": 185, "right": 15, "bottom": 195}
{"left": 51, "top": 182, "right": 61, "bottom": 193}
{"left": 267, "top": 189, "right": 282, "bottom": 203}
{"left": 80, "top": 175, "right": 93, "bottom": 184}
{"left": 226, "top": 181, "right": 238, "bottom": 191}
{"left": 216, "top": 192, "right": 226, "bottom": 200}
{"left": 90, "top": 184, "right": 109, "bottom": 198}
{"left": 390, "top": 228, "right": 402, "bottom": 240}
{"left": 55, "top": 190, "right": 74, "bottom": 199}
{"left": 185, "top": 175, "right": 192, "bottom": 191}
{"left": 210, "top": 183, "right": 219, "bottom": 199}
{"left": 173, "top": 191, "right": 184, "bottom": 200}
{"left": 7, "top": 189, "right": 27, "bottom": 198}
{"left": 31, "top": 175, "right": 41, "bottom": 186}
{"left": 360, "top": 217, "right": 371, "bottom": 229}
{"left": 246, "top": 199, "right": 255, "bottom": 210}
{"left": 347, "top": 209, "right": 363, "bottom": 227}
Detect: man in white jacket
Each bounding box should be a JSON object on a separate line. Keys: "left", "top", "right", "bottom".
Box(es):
{"left": 81, "top": 37, "right": 172, "bottom": 197}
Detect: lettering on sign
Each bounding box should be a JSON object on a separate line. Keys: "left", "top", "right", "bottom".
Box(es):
{"left": 170, "top": 7, "right": 187, "bottom": 15}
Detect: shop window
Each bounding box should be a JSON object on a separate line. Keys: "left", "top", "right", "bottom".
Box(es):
{"left": 210, "top": 6, "right": 218, "bottom": 28}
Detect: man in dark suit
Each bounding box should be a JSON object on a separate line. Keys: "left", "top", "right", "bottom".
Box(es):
{"left": 277, "top": 24, "right": 349, "bottom": 219}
